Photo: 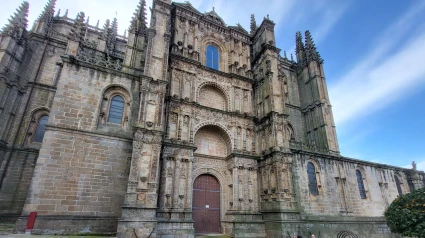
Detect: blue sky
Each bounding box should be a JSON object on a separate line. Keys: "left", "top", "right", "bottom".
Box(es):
{"left": 1, "top": 0, "right": 425, "bottom": 170}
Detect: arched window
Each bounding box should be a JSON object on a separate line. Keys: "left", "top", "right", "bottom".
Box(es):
{"left": 307, "top": 162, "right": 319, "bottom": 195}
{"left": 206, "top": 45, "right": 219, "bottom": 70}
{"left": 356, "top": 170, "right": 366, "bottom": 199}
{"left": 395, "top": 175, "right": 403, "bottom": 196}
{"left": 33, "top": 115, "right": 48, "bottom": 142}
{"left": 108, "top": 95, "right": 125, "bottom": 123}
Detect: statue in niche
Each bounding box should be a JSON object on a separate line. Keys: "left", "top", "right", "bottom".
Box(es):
{"left": 167, "top": 166, "right": 173, "bottom": 177}
{"left": 183, "top": 115, "right": 189, "bottom": 126}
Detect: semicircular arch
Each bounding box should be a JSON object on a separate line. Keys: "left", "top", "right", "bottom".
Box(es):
{"left": 193, "top": 122, "right": 233, "bottom": 156}
{"left": 196, "top": 81, "right": 231, "bottom": 111}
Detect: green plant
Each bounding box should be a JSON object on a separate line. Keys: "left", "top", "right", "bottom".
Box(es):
{"left": 385, "top": 188, "right": 425, "bottom": 238}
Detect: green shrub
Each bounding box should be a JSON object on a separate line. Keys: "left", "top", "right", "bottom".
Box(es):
{"left": 385, "top": 188, "right": 425, "bottom": 238}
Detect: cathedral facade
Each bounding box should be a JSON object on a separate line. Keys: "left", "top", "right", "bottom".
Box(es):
{"left": 0, "top": 0, "right": 424, "bottom": 237}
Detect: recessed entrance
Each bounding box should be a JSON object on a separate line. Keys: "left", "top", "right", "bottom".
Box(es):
{"left": 192, "top": 174, "right": 220, "bottom": 234}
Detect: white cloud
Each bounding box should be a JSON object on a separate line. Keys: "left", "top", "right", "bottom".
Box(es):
{"left": 285, "top": 0, "right": 350, "bottom": 55}
{"left": 329, "top": 2, "right": 425, "bottom": 125}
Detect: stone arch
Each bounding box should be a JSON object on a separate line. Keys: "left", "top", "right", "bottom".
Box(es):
{"left": 285, "top": 123, "right": 295, "bottom": 141}
{"left": 306, "top": 157, "right": 322, "bottom": 194}
{"left": 192, "top": 168, "right": 227, "bottom": 228}
{"left": 200, "top": 37, "right": 228, "bottom": 72}
{"left": 193, "top": 121, "right": 233, "bottom": 156}
{"left": 196, "top": 81, "right": 231, "bottom": 111}
{"left": 97, "top": 84, "right": 132, "bottom": 128}
{"left": 337, "top": 231, "right": 358, "bottom": 238}
{"left": 194, "top": 123, "right": 232, "bottom": 157}
{"left": 25, "top": 107, "right": 50, "bottom": 145}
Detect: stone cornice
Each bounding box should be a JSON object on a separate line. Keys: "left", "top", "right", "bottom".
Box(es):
{"left": 167, "top": 97, "right": 255, "bottom": 120}
{"left": 61, "top": 55, "right": 167, "bottom": 86}
{"left": 46, "top": 124, "right": 133, "bottom": 142}
{"left": 170, "top": 53, "right": 255, "bottom": 83}
{"left": 291, "top": 148, "right": 413, "bottom": 172}
{"left": 172, "top": 3, "right": 251, "bottom": 42}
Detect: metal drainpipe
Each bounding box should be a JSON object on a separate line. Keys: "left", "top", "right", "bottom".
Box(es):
{"left": 0, "top": 37, "right": 50, "bottom": 189}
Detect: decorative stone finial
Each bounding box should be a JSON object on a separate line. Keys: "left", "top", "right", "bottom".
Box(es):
{"left": 37, "top": 0, "right": 57, "bottom": 23}
{"left": 304, "top": 30, "right": 323, "bottom": 64}
{"left": 250, "top": 14, "right": 257, "bottom": 35}
{"left": 295, "top": 31, "right": 304, "bottom": 53}
{"left": 129, "top": 0, "right": 147, "bottom": 34}
{"left": 1, "top": 1, "right": 29, "bottom": 37}
{"left": 68, "top": 11, "right": 86, "bottom": 42}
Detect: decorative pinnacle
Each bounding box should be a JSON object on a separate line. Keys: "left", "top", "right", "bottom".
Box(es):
{"left": 55, "top": 9, "right": 60, "bottom": 17}
{"left": 129, "top": 0, "right": 147, "bottom": 34}
{"left": 69, "top": 11, "right": 86, "bottom": 42}
{"left": 1, "top": 1, "right": 29, "bottom": 36}
{"left": 64, "top": 9, "right": 68, "bottom": 18}
{"left": 295, "top": 31, "right": 304, "bottom": 53}
{"left": 37, "top": 0, "right": 57, "bottom": 23}
{"left": 111, "top": 18, "right": 118, "bottom": 37}
{"left": 304, "top": 30, "right": 316, "bottom": 51}
{"left": 304, "top": 30, "right": 323, "bottom": 63}
{"left": 106, "top": 18, "right": 118, "bottom": 50}
{"left": 99, "top": 19, "right": 110, "bottom": 40}
{"left": 250, "top": 14, "right": 257, "bottom": 36}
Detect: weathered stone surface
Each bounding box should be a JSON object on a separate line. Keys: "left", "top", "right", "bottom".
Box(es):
{"left": 0, "top": 1, "right": 424, "bottom": 238}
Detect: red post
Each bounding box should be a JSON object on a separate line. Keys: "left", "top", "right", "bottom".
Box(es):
{"left": 25, "top": 211, "right": 37, "bottom": 233}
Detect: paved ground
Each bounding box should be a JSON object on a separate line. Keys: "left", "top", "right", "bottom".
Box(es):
{"left": 0, "top": 223, "right": 230, "bottom": 238}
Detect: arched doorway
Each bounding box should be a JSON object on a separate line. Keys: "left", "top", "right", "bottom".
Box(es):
{"left": 192, "top": 174, "right": 220, "bottom": 234}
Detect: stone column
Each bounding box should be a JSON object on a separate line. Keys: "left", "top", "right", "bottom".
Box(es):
{"left": 117, "top": 129, "right": 162, "bottom": 238}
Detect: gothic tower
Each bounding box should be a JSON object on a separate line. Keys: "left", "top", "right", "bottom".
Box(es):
{"left": 295, "top": 31, "right": 339, "bottom": 153}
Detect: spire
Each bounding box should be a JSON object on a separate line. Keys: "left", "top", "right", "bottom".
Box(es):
{"left": 129, "top": 0, "right": 147, "bottom": 34}
{"left": 95, "top": 20, "right": 100, "bottom": 29}
{"left": 85, "top": 16, "right": 90, "bottom": 25}
{"left": 37, "top": 0, "right": 56, "bottom": 24}
{"left": 1, "top": 1, "right": 29, "bottom": 37}
{"left": 107, "top": 18, "right": 118, "bottom": 51}
{"left": 304, "top": 30, "right": 323, "bottom": 64}
{"left": 295, "top": 31, "right": 304, "bottom": 53}
{"left": 64, "top": 9, "right": 68, "bottom": 18}
{"left": 250, "top": 14, "right": 257, "bottom": 35}
{"left": 55, "top": 9, "right": 61, "bottom": 17}
{"left": 100, "top": 19, "right": 110, "bottom": 40}
{"left": 69, "top": 12, "right": 86, "bottom": 42}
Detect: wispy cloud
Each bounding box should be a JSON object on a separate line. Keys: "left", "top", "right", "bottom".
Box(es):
{"left": 330, "top": 2, "right": 425, "bottom": 125}
{"left": 285, "top": 0, "right": 350, "bottom": 55}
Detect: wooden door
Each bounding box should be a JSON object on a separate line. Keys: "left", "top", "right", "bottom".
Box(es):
{"left": 192, "top": 174, "right": 220, "bottom": 233}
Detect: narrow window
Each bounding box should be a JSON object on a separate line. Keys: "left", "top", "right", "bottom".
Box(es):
{"left": 108, "top": 95, "right": 125, "bottom": 123}
{"left": 356, "top": 170, "right": 366, "bottom": 199}
{"left": 206, "top": 45, "right": 219, "bottom": 70}
{"left": 34, "top": 115, "right": 48, "bottom": 142}
{"left": 307, "top": 162, "right": 319, "bottom": 195}
{"left": 395, "top": 176, "right": 403, "bottom": 196}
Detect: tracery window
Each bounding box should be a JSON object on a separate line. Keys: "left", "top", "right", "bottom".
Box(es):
{"left": 356, "top": 170, "right": 367, "bottom": 199}
{"left": 206, "top": 45, "right": 219, "bottom": 70}
{"left": 395, "top": 175, "right": 403, "bottom": 196}
{"left": 108, "top": 95, "right": 125, "bottom": 124}
{"left": 33, "top": 115, "right": 48, "bottom": 142}
{"left": 307, "top": 162, "right": 319, "bottom": 195}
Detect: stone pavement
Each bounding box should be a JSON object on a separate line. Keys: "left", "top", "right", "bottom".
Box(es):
{"left": 0, "top": 224, "right": 112, "bottom": 238}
